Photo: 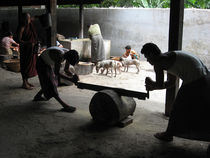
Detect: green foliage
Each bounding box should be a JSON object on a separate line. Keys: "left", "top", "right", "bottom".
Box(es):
{"left": 132, "top": 0, "right": 170, "bottom": 8}
{"left": 185, "top": 0, "right": 210, "bottom": 9}
{"left": 58, "top": 5, "right": 78, "bottom": 8}
{"left": 86, "top": 0, "right": 134, "bottom": 8}
{"left": 58, "top": 0, "right": 210, "bottom": 9}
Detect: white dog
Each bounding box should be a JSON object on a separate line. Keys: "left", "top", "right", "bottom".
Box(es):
{"left": 120, "top": 57, "right": 140, "bottom": 74}
{"left": 114, "top": 60, "right": 122, "bottom": 75}
{"left": 95, "top": 60, "right": 122, "bottom": 77}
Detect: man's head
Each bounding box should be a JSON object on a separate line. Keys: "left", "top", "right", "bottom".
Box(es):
{"left": 6, "top": 31, "right": 13, "bottom": 38}
{"left": 87, "top": 24, "right": 91, "bottom": 29}
{"left": 125, "top": 45, "right": 131, "bottom": 53}
{"left": 125, "top": 45, "right": 131, "bottom": 50}
{"left": 64, "top": 50, "right": 79, "bottom": 66}
{"left": 141, "top": 43, "right": 161, "bottom": 65}
{"left": 21, "top": 13, "right": 31, "bottom": 26}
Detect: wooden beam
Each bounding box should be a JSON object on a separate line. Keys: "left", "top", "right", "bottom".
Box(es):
{"left": 58, "top": 0, "right": 103, "bottom": 5}
{"left": 0, "top": 0, "right": 46, "bottom": 6}
{"left": 165, "top": 0, "right": 184, "bottom": 116}
{"left": 0, "top": 0, "right": 103, "bottom": 6}
{"left": 77, "top": 82, "right": 149, "bottom": 100}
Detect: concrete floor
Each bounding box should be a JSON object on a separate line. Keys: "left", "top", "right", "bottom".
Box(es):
{"left": 0, "top": 63, "right": 209, "bottom": 158}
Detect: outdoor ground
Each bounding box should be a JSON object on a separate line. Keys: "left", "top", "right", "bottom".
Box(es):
{"left": 0, "top": 61, "right": 209, "bottom": 158}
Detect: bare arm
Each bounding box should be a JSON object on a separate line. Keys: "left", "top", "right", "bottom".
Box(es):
{"left": 122, "top": 52, "right": 128, "bottom": 58}
{"left": 145, "top": 66, "right": 176, "bottom": 91}
{"left": 56, "top": 63, "right": 79, "bottom": 85}
{"left": 164, "top": 73, "right": 177, "bottom": 88}
{"left": 145, "top": 66, "right": 164, "bottom": 91}
{"left": 10, "top": 39, "right": 19, "bottom": 48}
{"left": 54, "top": 58, "right": 79, "bottom": 85}
{"left": 59, "top": 72, "right": 79, "bottom": 85}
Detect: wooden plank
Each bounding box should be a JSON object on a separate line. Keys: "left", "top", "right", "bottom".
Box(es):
{"left": 77, "top": 82, "right": 149, "bottom": 100}
{"left": 117, "top": 117, "right": 133, "bottom": 128}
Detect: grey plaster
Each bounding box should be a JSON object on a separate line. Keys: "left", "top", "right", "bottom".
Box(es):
{"left": 0, "top": 8, "right": 209, "bottom": 68}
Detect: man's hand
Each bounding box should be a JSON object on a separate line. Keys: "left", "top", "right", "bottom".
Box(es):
{"left": 64, "top": 70, "right": 73, "bottom": 77}
{"left": 59, "top": 72, "right": 79, "bottom": 85}
{"left": 39, "top": 48, "right": 46, "bottom": 55}
{"left": 72, "top": 74, "right": 80, "bottom": 85}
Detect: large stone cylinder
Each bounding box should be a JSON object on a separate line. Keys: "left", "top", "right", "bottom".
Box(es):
{"left": 89, "top": 89, "right": 136, "bottom": 125}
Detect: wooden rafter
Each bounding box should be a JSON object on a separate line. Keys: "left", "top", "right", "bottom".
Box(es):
{"left": 0, "top": 0, "right": 103, "bottom": 6}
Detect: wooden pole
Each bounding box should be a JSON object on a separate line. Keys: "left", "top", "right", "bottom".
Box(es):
{"left": 79, "top": 4, "right": 84, "bottom": 38}
{"left": 165, "top": 0, "right": 184, "bottom": 116}
{"left": 50, "top": 0, "right": 57, "bottom": 46}
{"left": 46, "top": 0, "right": 57, "bottom": 47}
{"left": 18, "top": 5, "right": 22, "bottom": 26}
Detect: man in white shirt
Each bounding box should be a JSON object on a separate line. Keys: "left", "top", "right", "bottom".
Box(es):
{"left": 141, "top": 42, "right": 210, "bottom": 141}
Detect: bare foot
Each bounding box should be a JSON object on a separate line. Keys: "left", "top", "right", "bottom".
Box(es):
{"left": 33, "top": 96, "right": 46, "bottom": 101}
{"left": 154, "top": 132, "right": 173, "bottom": 142}
{"left": 60, "top": 106, "right": 76, "bottom": 113}
{"left": 22, "top": 83, "right": 33, "bottom": 90}
{"left": 58, "top": 82, "right": 68, "bottom": 87}
{"left": 28, "top": 83, "right": 34, "bottom": 87}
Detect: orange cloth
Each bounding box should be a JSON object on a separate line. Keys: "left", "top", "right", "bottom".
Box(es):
{"left": 111, "top": 56, "right": 121, "bottom": 61}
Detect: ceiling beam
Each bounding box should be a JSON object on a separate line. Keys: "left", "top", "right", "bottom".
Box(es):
{"left": 0, "top": 0, "right": 102, "bottom": 6}
{"left": 58, "top": 0, "right": 102, "bottom": 5}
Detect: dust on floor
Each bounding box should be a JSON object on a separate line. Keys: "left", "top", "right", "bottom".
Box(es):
{"left": 0, "top": 61, "right": 209, "bottom": 158}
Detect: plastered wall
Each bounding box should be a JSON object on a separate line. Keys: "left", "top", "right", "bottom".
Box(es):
{"left": 0, "top": 8, "right": 210, "bottom": 68}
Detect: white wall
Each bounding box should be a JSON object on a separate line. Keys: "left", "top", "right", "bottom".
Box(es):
{"left": 57, "top": 8, "right": 171, "bottom": 56}
{"left": 57, "top": 8, "right": 210, "bottom": 68}
{"left": 182, "top": 9, "right": 210, "bottom": 67}
{"left": 1, "top": 8, "right": 210, "bottom": 68}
